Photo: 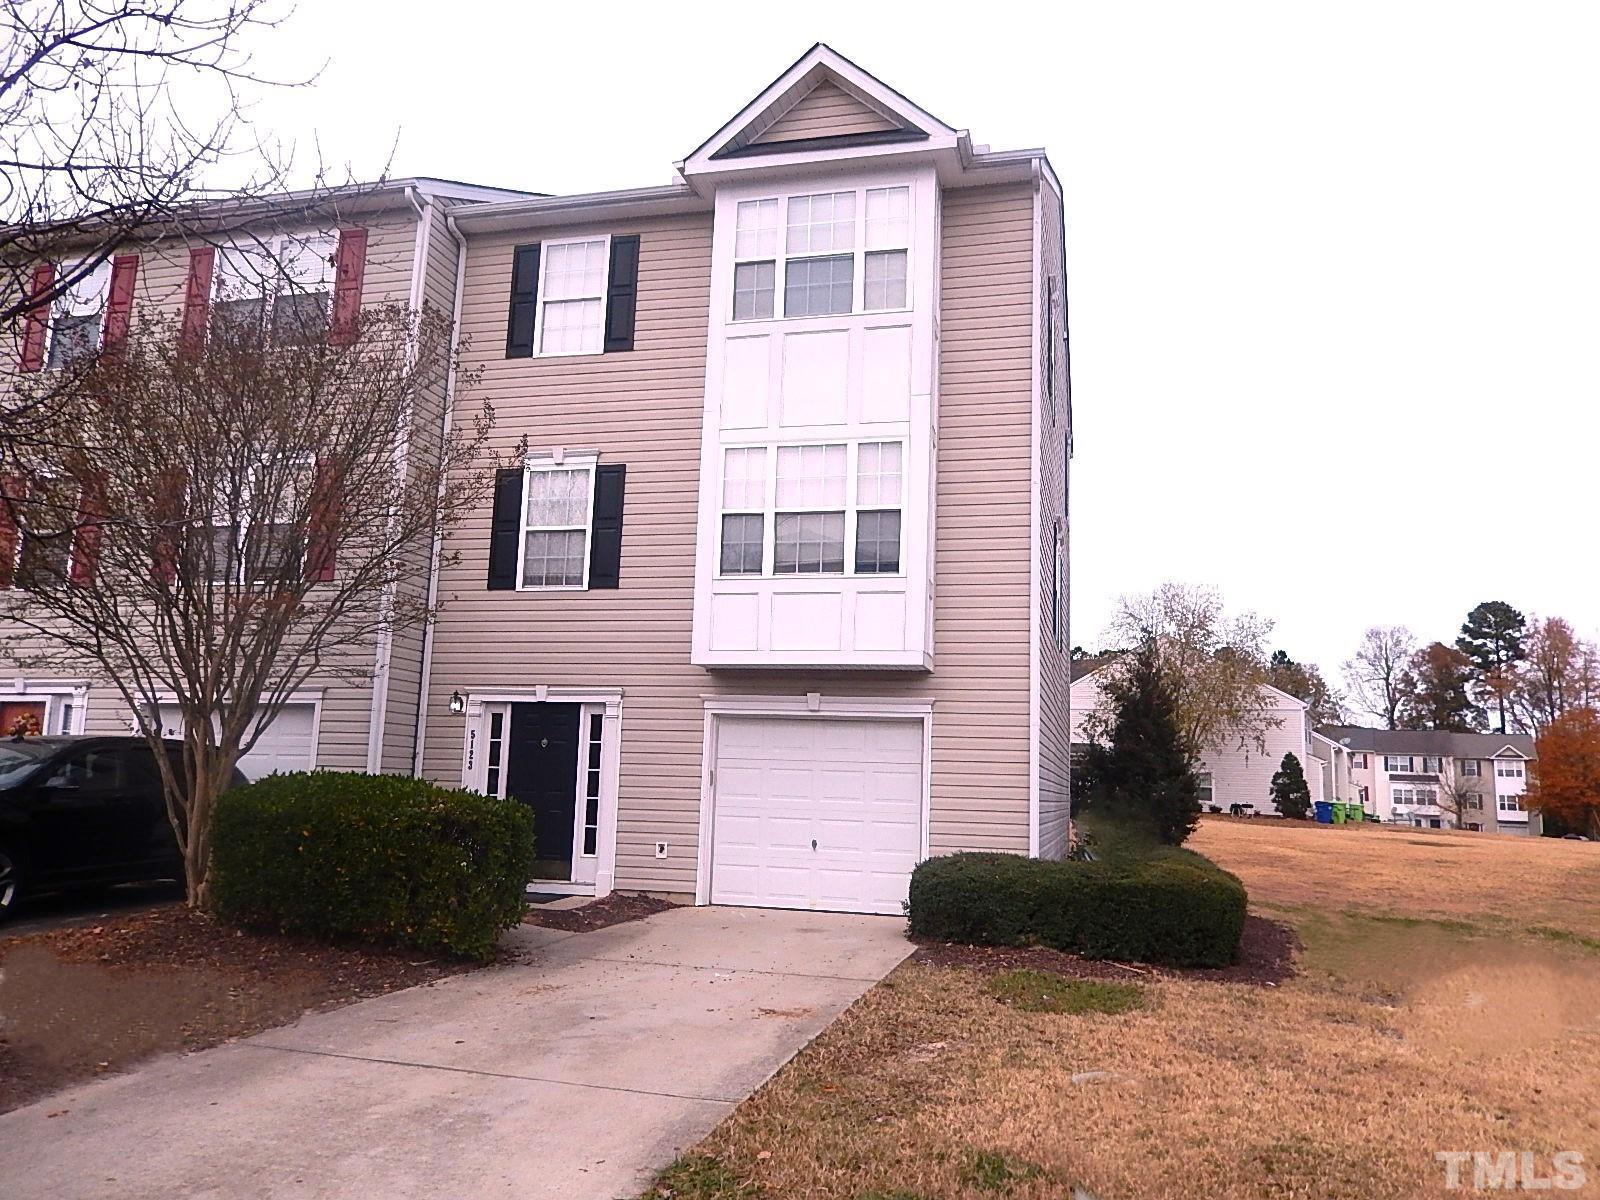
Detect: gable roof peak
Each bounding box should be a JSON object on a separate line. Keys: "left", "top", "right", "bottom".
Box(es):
{"left": 680, "top": 43, "right": 961, "bottom": 177}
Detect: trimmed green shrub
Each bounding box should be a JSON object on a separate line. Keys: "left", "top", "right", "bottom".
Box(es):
{"left": 906, "top": 821, "right": 1247, "bottom": 967}
{"left": 211, "top": 771, "right": 535, "bottom": 960}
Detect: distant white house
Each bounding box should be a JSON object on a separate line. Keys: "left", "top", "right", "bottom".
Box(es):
{"left": 1069, "top": 660, "right": 1353, "bottom": 816}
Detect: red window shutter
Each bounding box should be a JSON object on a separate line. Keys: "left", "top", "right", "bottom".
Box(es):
{"left": 69, "top": 475, "right": 106, "bottom": 586}
{"left": 0, "top": 475, "right": 22, "bottom": 588}
{"left": 19, "top": 262, "right": 55, "bottom": 371}
{"left": 329, "top": 227, "right": 368, "bottom": 346}
{"left": 306, "top": 458, "right": 340, "bottom": 582}
{"left": 180, "top": 246, "right": 216, "bottom": 355}
{"left": 102, "top": 255, "right": 140, "bottom": 355}
{"left": 152, "top": 467, "right": 187, "bottom": 584}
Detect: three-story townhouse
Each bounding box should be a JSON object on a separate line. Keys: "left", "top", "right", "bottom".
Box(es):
{"left": 1322, "top": 726, "right": 1538, "bottom": 833}
{"left": 1, "top": 177, "right": 527, "bottom": 777}
{"left": 416, "top": 45, "right": 1073, "bottom": 911}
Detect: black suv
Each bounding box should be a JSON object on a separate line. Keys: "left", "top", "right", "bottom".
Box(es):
{"left": 0, "top": 736, "right": 243, "bottom": 920}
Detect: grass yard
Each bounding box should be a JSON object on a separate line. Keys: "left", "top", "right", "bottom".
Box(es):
{"left": 649, "top": 818, "right": 1600, "bottom": 1200}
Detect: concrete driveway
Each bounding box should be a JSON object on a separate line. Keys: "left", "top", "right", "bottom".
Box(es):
{"left": 0, "top": 905, "right": 911, "bottom": 1200}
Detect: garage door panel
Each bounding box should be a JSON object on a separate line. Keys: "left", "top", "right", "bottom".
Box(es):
{"left": 710, "top": 715, "right": 924, "bottom": 916}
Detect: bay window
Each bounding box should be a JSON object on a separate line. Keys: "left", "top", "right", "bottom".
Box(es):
{"left": 730, "top": 185, "right": 913, "bottom": 322}
{"left": 717, "top": 440, "right": 905, "bottom": 578}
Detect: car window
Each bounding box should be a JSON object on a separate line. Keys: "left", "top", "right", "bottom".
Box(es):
{"left": 44, "top": 745, "right": 158, "bottom": 795}
{"left": 0, "top": 743, "right": 55, "bottom": 789}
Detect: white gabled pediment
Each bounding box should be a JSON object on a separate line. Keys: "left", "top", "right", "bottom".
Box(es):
{"left": 681, "top": 44, "right": 959, "bottom": 176}
{"left": 1491, "top": 745, "right": 1529, "bottom": 759}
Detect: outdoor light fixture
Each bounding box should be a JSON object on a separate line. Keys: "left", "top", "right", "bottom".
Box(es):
{"left": 448, "top": 691, "right": 466, "bottom": 715}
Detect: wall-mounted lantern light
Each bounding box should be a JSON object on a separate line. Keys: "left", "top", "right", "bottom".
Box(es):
{"left": 448, "top": 690, "right": 466, "bottom": 715}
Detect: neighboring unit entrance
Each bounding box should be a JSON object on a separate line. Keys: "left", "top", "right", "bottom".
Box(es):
{"left": 504, "top": 702, "right": 582, "bottom": 881}
{"left": 708, "top": 715, "right": 925, "bottom": 915}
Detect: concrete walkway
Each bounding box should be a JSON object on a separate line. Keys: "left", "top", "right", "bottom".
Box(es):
{"left": 0, "top": 906, "right": 912, "bottom": 1200}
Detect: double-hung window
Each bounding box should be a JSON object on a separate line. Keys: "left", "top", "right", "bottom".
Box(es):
{"left": 1351, "top": 753, "right": 1368, "bottom": 769}
{"left": 213, "top": 233, "right": 337, "bottom": 346}
{"left": 1497, "top": 793, "right": 1523, "bottom": 812}
{"left": 207, "top": 456, "right": 313, "bottom": 584}
{"left": 1462, "top": 759, "right": 1480, "bottom": 777}
{"left": 717, "top": 441, "right": 904, "bottom": 577}
{"left": 719, "top": 447, "right": 767, "bottom": 575}
{"left": 1420, "top": 755, "right": 1443, "bottom": 773}
{"left": 853, "top": 441, "right": 902, "bottom": 574}
{"left": 731, "top": 185, "right": 911, "bottom": 322}
{"left": 536, "top": 238, "right": 609, "bottom": 355}
{"left": 13, "top": 476, "right": 81, "bottom": 587}
{"left": 774, "top": 444, "right": 847, "bottom": 574}
{"left": 519, "top": 461, "right": 596, "bottom": 588}
{"left": 1496, "top": 760, "right": 1524, "bottom": 779}
{"left": 1384, "top": 755, "right": 1412, "bottom": 773}
{"left": 47, "top": 262, "right": 111, "bottom": 369}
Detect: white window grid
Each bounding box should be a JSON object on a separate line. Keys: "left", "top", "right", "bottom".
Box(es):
{"left": 1496, "top": 761, "right": 1525, "bottom": 778}
{"left": 1384, "top": 755, "right": 1412, "bottom": 773}
{"left": 516, "top": 458, "right": 598, "bottom": 590}
{"left": 730, "top": 185, "right": 912, "bottom": 323}
{"left": 1462, "top": 759, "right": 1480, "bottom": 776}
{"left": 715, "top": 439, "right": 908, "bottom": 579}
{"left": 1497, "top": 793, "right": 1524, "bottom": 812}
{"left": 534, "top": 236, "right": 610, "bottom": 356}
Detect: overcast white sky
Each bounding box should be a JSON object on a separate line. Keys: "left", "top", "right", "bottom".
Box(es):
{"left": 240, "top": 1, "right": 1600, "bottom": 686}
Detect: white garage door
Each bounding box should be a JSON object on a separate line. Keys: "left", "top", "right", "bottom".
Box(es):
{"left": 710, "top": 716, "right": 924, "bottom": 915}
{"left": 159, "top": 702, "right": 317, "bottom": 781}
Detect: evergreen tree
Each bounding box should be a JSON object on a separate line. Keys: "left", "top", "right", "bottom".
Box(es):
{"left": 1456, "top": 601, "right": 1527, "bottom": 734}
{"left": 1269, "top": 752, "right": 1313, "bottom": 820}
{"left": 1397, "top": 642, "right": 1485, "bottom": 732}
{"left": 1096, "top": 637, "right": 1202, "bottom": 844}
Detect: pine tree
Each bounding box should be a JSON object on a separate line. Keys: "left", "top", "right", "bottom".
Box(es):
{"left": 1456, "top": 601, "right": 1527, "bottom": 734}
{"left": 1269, "top": 752, "right": 1313, "bottom": 820}
{"left": 1096, "top": 637, "right": 1202, "bottom": 844}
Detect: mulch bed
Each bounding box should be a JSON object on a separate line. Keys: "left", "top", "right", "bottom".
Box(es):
{"left": 521, "top": 891, "right": 676, "bottom": 933}
{"left": 0, "top": 904, "right": 481, "bottom": 1116}
{"left": 910, "top": 914, "right": 1300, "bottom": 987}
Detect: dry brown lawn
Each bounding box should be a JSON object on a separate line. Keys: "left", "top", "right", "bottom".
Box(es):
{"left": 649, "top": 818, "right": 1600, "bottom": 1200}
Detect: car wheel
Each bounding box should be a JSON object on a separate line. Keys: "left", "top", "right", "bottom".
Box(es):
{"left": 0, "top": 846, "right": 21, "bottom": 921}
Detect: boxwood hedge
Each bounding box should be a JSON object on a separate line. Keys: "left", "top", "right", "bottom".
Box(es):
{"left": 211, "top": 771, "right": 535, "bottom": 961}
{"left": 906, "top": 822, "right": 1247, "bottom": 968}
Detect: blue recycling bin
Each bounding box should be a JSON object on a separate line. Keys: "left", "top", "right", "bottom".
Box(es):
{"left": 1313, "top": 801, "right": 1334, "bottom": 824}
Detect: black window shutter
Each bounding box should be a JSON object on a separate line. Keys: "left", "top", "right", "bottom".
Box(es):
{"left": 505, "top": 243, "right": 541, "bottom": 358}
{"left": 487, "top": 467, "right": 524, "bottom": 590}
{"left": 603, "top": 235, "right": 640, "bottom": 353}
{"left": 589, "top": 464, "right": 626, "bottom": 588}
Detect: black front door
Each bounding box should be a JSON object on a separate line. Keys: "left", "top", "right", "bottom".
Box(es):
{"left": 505, "top": 703, "right": 581, "bottom": 880}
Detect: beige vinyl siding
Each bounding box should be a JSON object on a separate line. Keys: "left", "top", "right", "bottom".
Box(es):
{"left": 1, "top": 207, "right": 428, "bottom": 770}
{"left": 1035, "top": 181, "right": 1072, "bottom": 859}
{"left": 423, "top": 181, "right": 1039, "bottom": 894}
{"left": 752, "top": 80, "right": 898, "bottom": 144}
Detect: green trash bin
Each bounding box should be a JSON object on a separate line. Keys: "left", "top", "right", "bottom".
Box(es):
{"left": 1331, "top": 802, "right": 1346, "bottom": 824}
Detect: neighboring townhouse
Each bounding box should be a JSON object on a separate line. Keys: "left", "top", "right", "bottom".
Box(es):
{"left": 1319, "top": 726, "right": 1539, "bottom": 834}
{"left": 414, "top": 44, "right": 1073, "bottom": 912}
{"left": 1, "top": 177, "right": 528, "bottom": 779}
{"left": 1068, "top": 661, "right": 1340, "bottom": 814}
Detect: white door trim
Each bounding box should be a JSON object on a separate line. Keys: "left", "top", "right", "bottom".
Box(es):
{"left": 696, "top": 695, "right": 933, "bottom": 907}
{"left": 0, "top": 679, "right": 90, "bottom": 735}
{"left": 459, "top": 686, "right": 623, "bottom": 899}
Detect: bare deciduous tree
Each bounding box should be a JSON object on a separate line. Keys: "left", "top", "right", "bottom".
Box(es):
{"left": 2, "top": 1, "right": 322, "bottom": 333}
{"left": 1, "top": 304, "right": 495, "bottom": 906}
{"left": 1510, "top": 616, "right": 1600, "bottom": 735}
{"left": 1436, "top": 764, "right": 1486, "bottom": 831}
{"left": 1088, "top": 582, "right": 1279, "bottom": 763}
{"left": 1343, "top": 625, "right": 1416, "bottom": 730}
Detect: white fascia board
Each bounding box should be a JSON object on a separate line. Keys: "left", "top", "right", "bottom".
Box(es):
{"left": 449, "top": 184, "right": 706, "bottom": 236}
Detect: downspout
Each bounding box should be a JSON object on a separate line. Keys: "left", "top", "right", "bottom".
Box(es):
{"left": 364, "top": 185, "right": 429, "bottom": 773}
{"left": 410, "top": 207, "right": 468, "bottom": 777}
